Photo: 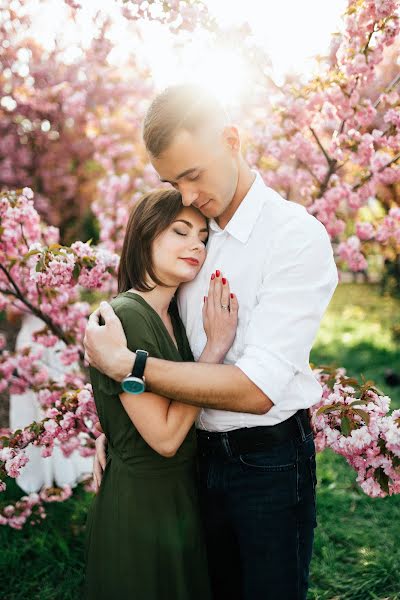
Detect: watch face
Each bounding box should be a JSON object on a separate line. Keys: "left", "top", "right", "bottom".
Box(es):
{"left": 122, "top": 377, "right": 145, "bottom": 394}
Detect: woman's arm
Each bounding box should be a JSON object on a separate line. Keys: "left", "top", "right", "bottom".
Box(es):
{"left": 119, "top": 275, "right": 239, "bottom": 457}
{"left": 119, "top": 390, "right": 197, "bottom": 457}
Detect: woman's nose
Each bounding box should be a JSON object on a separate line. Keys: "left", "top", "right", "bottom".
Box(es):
{"left": 190, "top": 238, "right": 204, "bottom": 252}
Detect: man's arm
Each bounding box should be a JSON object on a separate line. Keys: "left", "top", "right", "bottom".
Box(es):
{"left": 84, "top": 218, "right": 338, "bottom": 415}
{"left": 128, "top": 350, "right": 271, "bottom": 414}
{"left": 85, "top": 300, "right": 271, "bottom": 414}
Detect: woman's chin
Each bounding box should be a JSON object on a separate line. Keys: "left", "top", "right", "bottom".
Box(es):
{"left": 175, "top": 266, "right": 200, "bottom": 284}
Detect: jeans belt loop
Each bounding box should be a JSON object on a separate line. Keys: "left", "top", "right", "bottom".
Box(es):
{"left": 221, "top": 433, "right": 233, "bottom": 458}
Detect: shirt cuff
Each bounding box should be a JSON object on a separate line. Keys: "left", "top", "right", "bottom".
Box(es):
{"left": 235, "top": 345, "right": 299, "bottom": 406}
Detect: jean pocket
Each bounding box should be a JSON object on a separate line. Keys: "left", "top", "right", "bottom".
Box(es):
{"left": 239, "top": 451, "right": 296, "bottom": 472}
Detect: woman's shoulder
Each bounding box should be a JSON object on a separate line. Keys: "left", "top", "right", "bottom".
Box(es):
{"left": 107, "top": 293, "right": 161, "bottom": 355}
{"left": 109, "top": 293, "right": 151, "bottom": 321}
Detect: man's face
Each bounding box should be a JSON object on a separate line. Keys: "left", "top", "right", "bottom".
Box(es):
{"left": 150, "top": 127, "right": 239, "bottom": 222}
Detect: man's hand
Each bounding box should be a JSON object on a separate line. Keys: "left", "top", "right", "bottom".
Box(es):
{"left": 93, "top": 433, "right": 108, "bottom": 492}
{"left": 84, "top": 301, "right": 130, "bottom": 378}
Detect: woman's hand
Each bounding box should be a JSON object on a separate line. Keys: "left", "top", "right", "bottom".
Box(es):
{"left": 93, "top": 431, "right": 107, "bottom": 492}
{"left": 201, "top": 270, "right": 239, "bottom": 363}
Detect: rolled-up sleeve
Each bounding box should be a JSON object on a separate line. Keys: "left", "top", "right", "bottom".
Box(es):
{"left": 235, "top": 217, "right": 338, "bottom": 405}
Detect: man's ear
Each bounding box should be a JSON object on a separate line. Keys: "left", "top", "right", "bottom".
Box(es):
{"left": 222, "top": 125, "right": 240, "bottom": 154}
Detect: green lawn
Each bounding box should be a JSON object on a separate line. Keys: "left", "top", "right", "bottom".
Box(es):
{"left": 1, "top": 283, "right": 400, "bottom": 599}
{"left": 309, "top": 283, "right": 400, "bottom": 599}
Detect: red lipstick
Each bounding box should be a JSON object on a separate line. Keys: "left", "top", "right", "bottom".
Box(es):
{"left": 181, "top": 258, "right": 199, "bottom": 266}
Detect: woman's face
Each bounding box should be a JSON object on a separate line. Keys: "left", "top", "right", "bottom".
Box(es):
{"left": 152, "top": 206, "right": 208, "bottom": 287}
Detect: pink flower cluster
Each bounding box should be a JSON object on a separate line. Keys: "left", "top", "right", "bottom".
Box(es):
{"left": 246, "top": 0, "right": 400, "bottom": 272}
{"left": 337, "top": 236, "right": 369, "bottom": 271}
{"left": 375, "top": 207, "right": 400, "bottom": 245}
{"left": 0, "top": 346, "right": 48, "bottom": 395}
{"left": 0, "top": 189, "right": 119, "bottom": 351}
{"left": 0, "top": 385, "right": 98, "bottom": 493}
{"left": 27, "top": 238, "right": 119, "bottom": 292}
{"left": 312, "top": 366, "right": 400, "bottom": 497}
{"left": 0, "top": 484, "right": 76, "bottom": 529}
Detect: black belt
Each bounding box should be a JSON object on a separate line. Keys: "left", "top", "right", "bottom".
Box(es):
{"left": 196, "top": 409, "right": 311, "bottom": 458}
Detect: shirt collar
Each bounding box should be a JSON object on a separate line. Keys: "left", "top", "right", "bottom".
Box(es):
{"left": 208, "top": 171, "right": 267, "bottom": 244}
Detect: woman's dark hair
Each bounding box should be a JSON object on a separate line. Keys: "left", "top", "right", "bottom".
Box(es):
{"left": 118, "top": 189, "right": 188, "bottom": 293}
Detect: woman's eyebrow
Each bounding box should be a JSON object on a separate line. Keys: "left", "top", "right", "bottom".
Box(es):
{"left": 174, "top": 219, "right": 208, "bottom": 233}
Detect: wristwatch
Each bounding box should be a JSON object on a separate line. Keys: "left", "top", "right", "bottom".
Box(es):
{"left": 121, "top": 349, "right": 149, "bottom": 394}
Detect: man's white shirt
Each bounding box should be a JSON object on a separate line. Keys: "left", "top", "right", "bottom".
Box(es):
{"left": 177, "top": 171, "right": 338, "bottom": 431}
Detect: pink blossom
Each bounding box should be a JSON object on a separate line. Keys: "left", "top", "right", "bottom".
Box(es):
{"left": 355, "top": 222, "right": 375, "bottom": 241}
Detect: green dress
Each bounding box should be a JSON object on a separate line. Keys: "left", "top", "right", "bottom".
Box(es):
{"left": 85, "top": 292, "right": 211, "bottom": 600}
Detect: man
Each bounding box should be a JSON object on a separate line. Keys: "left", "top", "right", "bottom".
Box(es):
{"left": 84, "top": 84, "right": 338, "bottom": 599}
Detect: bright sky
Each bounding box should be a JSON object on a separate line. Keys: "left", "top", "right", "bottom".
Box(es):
{"left": 27, "top": 0, "right": 348, "bottom": 104}
{"left": 205, "top": 0, "right": 348, "bottom": 84}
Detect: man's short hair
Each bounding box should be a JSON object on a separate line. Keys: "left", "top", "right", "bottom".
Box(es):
{"left": 143, "top": 84, "right": 228, "bottom": 157}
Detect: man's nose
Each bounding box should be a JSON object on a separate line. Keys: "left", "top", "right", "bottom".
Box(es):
{"left": 181, "top": 188, "right": 199, "bottom": 207}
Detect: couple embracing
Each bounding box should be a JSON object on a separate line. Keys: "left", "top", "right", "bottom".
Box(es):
{"left": 83, "top": 84, "right": 338, "bottom": 600}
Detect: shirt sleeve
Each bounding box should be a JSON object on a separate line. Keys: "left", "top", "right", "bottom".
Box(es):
{"left": 235, "top": 216, "right": 338, "bottom": 406}
{"left": 90, "top": 302, "right": 163, "bottom": 397}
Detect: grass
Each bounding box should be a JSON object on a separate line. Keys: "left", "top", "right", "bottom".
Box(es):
{"left": 308, "top": 283, "right": 400, "bottom": 599}
{"left": 1, "top": 283, "right": 400, "bottom": 599}
{"left": 0, "top": 480, "right": 92, "bottom": 600}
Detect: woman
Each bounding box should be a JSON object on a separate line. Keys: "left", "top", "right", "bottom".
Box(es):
{"left": 85, "top": 189, "right": 238, "bottom": 599}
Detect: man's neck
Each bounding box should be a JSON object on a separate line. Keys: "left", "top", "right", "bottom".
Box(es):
{"left": 216, "top": 162, "right": 256, "bottom": 230}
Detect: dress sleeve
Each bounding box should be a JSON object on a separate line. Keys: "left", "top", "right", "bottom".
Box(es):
{"left": 90, "top": 300, "right": 163, "bottom": 397}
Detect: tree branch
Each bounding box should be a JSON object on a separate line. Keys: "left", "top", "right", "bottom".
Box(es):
{"left": 0, "top": 265, "right": 84, "bottom": 360}
{"left": 353, "top": 151, "right": 400, "bottom": 191}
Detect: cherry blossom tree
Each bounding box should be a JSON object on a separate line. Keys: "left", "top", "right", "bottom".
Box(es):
{"left": 244, "top": 0, "right": 400, "bottom": 275}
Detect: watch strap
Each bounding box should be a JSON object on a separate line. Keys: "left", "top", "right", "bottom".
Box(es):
{"left": 131, "top": 349, "right": 149, "bottom": 379}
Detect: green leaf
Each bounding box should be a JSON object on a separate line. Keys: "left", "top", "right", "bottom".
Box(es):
{"left": 341, "top": 416, "right": 353, "bottom": 436}
{"left": 317, "top": 404, "right": 341, "bottom": 415}
{"left": 392, "top": 456, "right": 400, "bottom": 469}
{"left": 24, "top": 248, "right": 41, "bottom": 258}
{"left": 352, "top": 408, "right": 370, "bottom": 425}
{"left": 349, "top": 400, "right": 369, "bottom": 407}
{"left": 339, "top": 377, "right": 360, "bottom": 387}
{"left": 72, "top": 263, "right": 81, "bottom": 280}
{"left": 374, "top": 467, "right": 390, "bottom": 495}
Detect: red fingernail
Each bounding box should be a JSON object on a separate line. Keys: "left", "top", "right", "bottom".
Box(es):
{"left": 211, "top": 273, "right": 215, "bottom": 280}
{"left": 203, "top": 296, "right": 206, "bottom": 302}
{"left": 230, "top": 293, "right": 234, "bottom": 298}
{"left": 222, "top": 277, "right": 227, "bottom": 285}
{"left": 216, "top": 270, "right": 220, "bottom": 277}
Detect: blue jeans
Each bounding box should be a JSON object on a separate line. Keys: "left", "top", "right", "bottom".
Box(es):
{"left": 197, "top": 427, "right": 317, "bottom": 600}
